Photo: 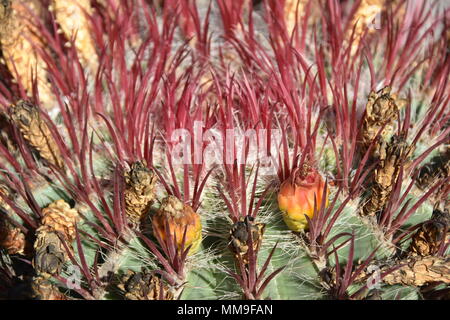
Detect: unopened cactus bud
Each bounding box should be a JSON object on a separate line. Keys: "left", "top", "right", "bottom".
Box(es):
{"left": 278, "top": 164, "right": 328, "bottom": 231}
{"left": 229, "top": 216, "right": 265, "bottom": 264}
{"left": 152, "top": 196, "right": 202, "bottom": 255}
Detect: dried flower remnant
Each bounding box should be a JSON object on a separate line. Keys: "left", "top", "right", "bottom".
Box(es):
{"left": 0, "top": 185, "right": 26, "bottom": 255}
{"left": 0, "top": 221, "right": 25, "bottom": 255}
{"left": 33, "top": 200, "right": 79, "bottom": 277}
{"left": 382, "top": 257, "right": 450, "bottom": 286}
{"left": 347, "top": 0, "right": 385, "bottom": 53}
{"left": 283, "top": 0, "right": 319, "bottom": 36}
{"left": 0, "top": 0, "right": 53, "bottom": 108}
{"left": 416, "top": 146, "right": 450, "bottom": 191}
{"left": 361, "top": 134, "right": 410, "bottom": 216}
{"left": 10, "top": 100, "right": 64, "bottom": 169}
{"left": 408, "top": 208, "right": 449, "bottom": 257}
{"left": 51, "top": 0, "right": 98, "bottom": 73}
{"left": 152, "top": 196, "right": 202, "bottom": 255}
{"left": 278, "top": 164, "right": 328, "bottom": 231}
{"left": 0, "top": 0, "right": 11, "bottom": 24}
{"left": 118, "top": 270, "right": 174, "bottom": 300}
{"left": 124, "top": 161, "right": 158, "bottom": 227}
{"left": 31, "top": 276, "right": 67, "bottom": 300}
{"left": 359, "top": 86, "right": 401, "bottom": 159}
{"left": 229, "top": 216, "right": 265, "bottom": 264}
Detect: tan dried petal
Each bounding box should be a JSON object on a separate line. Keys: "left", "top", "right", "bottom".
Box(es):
{"left": 52, "top": 0, "right": 98, "bottom": 73}
{"left": 10, "top": 100, "right": 65, "bottom": 169}
{"left": 0, "top": 0, "right": 53, "bottom": 107}
{"left": 124, "top": 161, "right": 157, "bottom": 225}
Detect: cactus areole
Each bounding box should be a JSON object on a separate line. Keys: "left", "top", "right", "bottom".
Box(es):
{"left": 278, "top": 165, "right": 328, "bottom": 231}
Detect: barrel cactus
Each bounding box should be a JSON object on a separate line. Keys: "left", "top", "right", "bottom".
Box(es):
{"left": 0, "top": 0, "right": 449, "bottom": 301}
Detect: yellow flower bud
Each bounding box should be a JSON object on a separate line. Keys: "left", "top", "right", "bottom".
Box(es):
{"left": 278, "top": 164, "right": 328, "bottom": 231}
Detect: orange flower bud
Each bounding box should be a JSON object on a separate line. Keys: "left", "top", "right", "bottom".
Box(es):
{"left": 278, "top": 164, "right": 328, "bottom": 231}
{"left": 152, "top": 196, "right": 202, "bottom": 255}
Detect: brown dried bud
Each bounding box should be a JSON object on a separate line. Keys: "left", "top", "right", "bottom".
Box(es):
{"left": 362, "top": 134, "right": 410, "bottom": 216}
{"left": 416, "top": 146, "right": 450, "bottom": 190}
{"left": 33, "top": 200, "right": 80, "bottom": 277}
{"left": 39, "top": 200, "right": 80, "bottom": 243}
{"left": 0, "top": 1, "right": 54, "bottom": 107}
{"left": 33, "top": 229, "right": 67, "bottom": 277}
{"left": 10, "top": 101, "right": 64, "bottom": 169}
{"left": 31, "top": 276, "right": 67, "bottom": 300}
{"left": 0, "top": 185, "right": 26, "bottom": 255}
{"left": 52, "top": 0, "right": 98, "bottom": 73}
{"left": 409, "top": 208, "right": 449, "bottom": 257}
{"left": 124, "top": 161, "right": 157, "bottom": 226}
{"left": 118, "top": 270, "right": 174, "bottom": 300}
{"left": 0, "top": 0, "right": 11, "bottom": 24}
{"left": 359, "top": 86, "right": 400, "bottom": 158}
{"left": 382, "top": 256, "right": 450, "bottom": 286}
{"left": 0, "top": 222, "right": 26, "bottom": 255}
{"left": 229, "top": 216, "right": 265, "bottom": 264}
{"left": 347, "top": 0, "right": 385, "bottom": 54}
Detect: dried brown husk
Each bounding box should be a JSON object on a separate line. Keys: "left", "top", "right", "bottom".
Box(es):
{"left": 0, "top": 221, "right": 25, "bottom": 255}
{"left": 10, "top": 100, "right": 65, "bottom": 169}
{"left": 124, "top": 161, "right": 157, "bottom": 227}
{"left": 229, "top": 216, "right": 265, "bottom": 265}
{"left": 408, "top": 208, "right": 449, "bottom": 257}
{"left": 383, "top": 257, "right": 450, "bottom": 286}
{"left": 283, "top": 0, "right": 320, "bottom": 36}
{"left": 51, "top": 0, "right": 98, "bottom": 73}
{"left": 361, "top": 134, "right": 410, "bottom": 216}
{"left": 0, "top": 184, "right": 26, "bottom": 255}
{"left": 347, "top": 0, "right": 385, "bottom": 54}
{"left": 31, "top": 276, "right": 67, "bottom": 300}
{"left": 0, "top": 0, "right": 53, "bottom": 107}
{"left": 356, "top": 257, "right": 450, "bottom": 287}
{"left": 359, "top": 86, "right": 401, "bottom": 159}
{"left": 416, "top": 146, "right": 450, "bottom": 191}
{"left": 118, "top": 270, "right": 174, "bottom": 300}
{"left": 33, "top": 200, "right": 80, "bottom": 277}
